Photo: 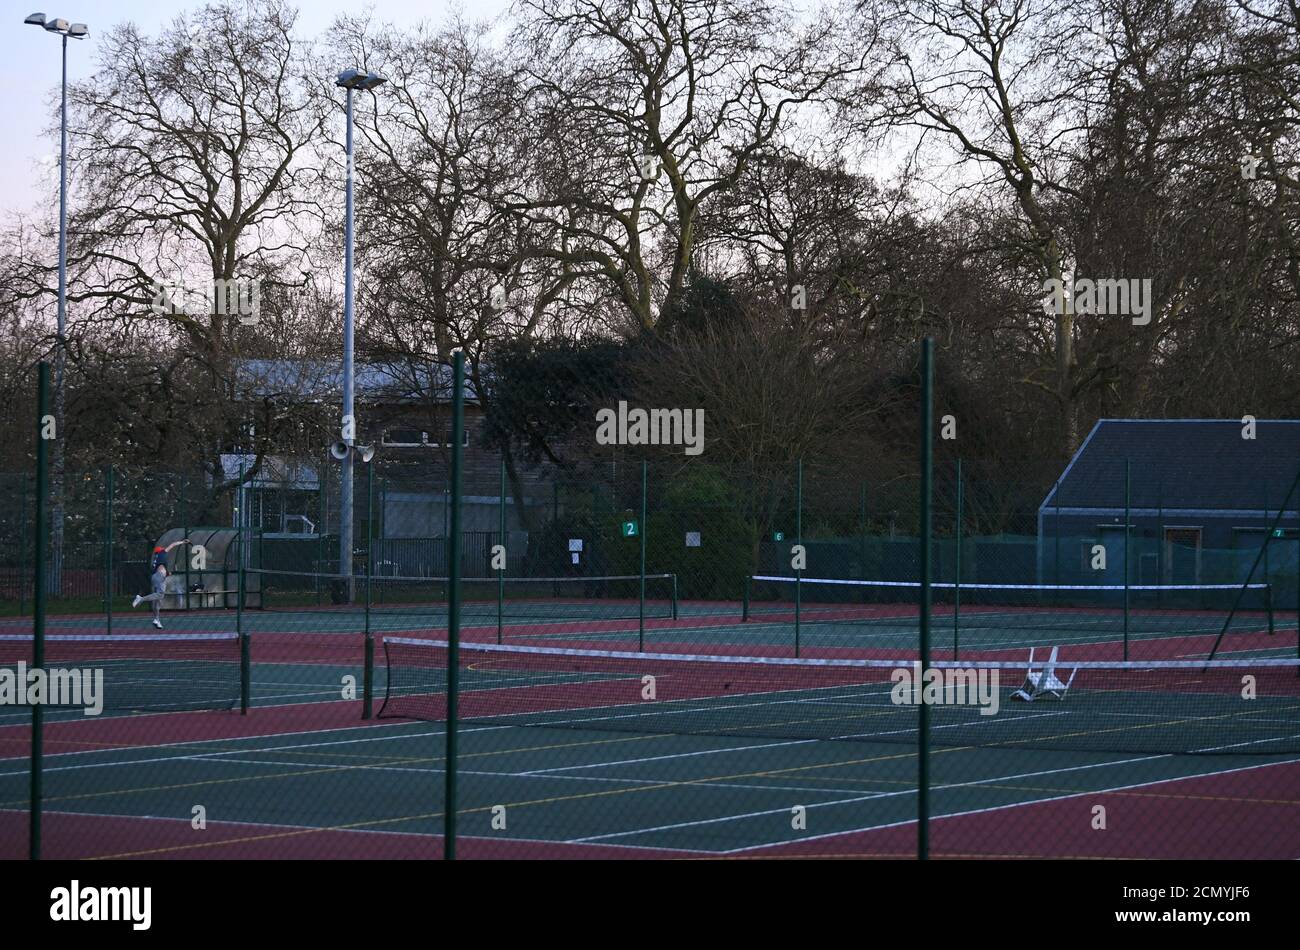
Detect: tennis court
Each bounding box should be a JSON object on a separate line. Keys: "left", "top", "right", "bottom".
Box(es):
{"left": 2, "top": 599, "right": 1298, "bottom": 860}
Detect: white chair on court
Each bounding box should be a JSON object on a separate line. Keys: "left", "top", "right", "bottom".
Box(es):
{"left": 1010, "top": 646, "right": 1078, "bottom": 702}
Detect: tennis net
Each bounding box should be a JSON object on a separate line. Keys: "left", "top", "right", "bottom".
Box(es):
{"left": 746, "top": 575, "right": 1276, "bottom": 647}
{"left": 379, "top": 637, "right": 1300, "bottom": 755}
{"left": 248, "top": 569, "right": 677, "bottom": 625}
{"left": 0, "top": 632, "right": 242, "bottom": 712}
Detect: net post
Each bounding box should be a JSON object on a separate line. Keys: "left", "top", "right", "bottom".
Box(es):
{"left": 362, "top": 630, "right": 374, "bottom": 720}
{"left": 918, "top": 339, "right": 933, "bottom": 861}
{"left": 104, "top": 464, "right": 113, "bottom": 636}
{"left": 30, "top": 363, "right": 50, "bottom": 861}
{"left": 498, "top": 454, "right": 506, "bottom": 645}
{"left": 953, "top": 458, "right": 962, "bottom": 660}
{"left": 1208, "top": 464, "right": 1300, "bottom": 660}
{"left": 742, "top": 573, "right": 750, "bottom": 622}
{"left": 795, "top": 457, "right": 802, "bottom": 658}
{"left": 638, "top": 459, "right": 647, "bottom": 652}
{"left": 1266, "top": 582, "right": 1274, "bottom": 636}
{"left": 239, "top": 629, "right": 251, "bottom": 714}
{"left": 1124, "top": 458, "right": 1131, "bottom": 660}
{"left": 671, "top": 573, "right": 678, "bottom": 620}
{"left": 445, "top": 351, "right": 466, "bottom": 860}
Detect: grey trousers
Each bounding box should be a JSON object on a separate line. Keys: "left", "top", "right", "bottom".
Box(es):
{"left": 138, "top": 568, "right": 167, "bottom": 620}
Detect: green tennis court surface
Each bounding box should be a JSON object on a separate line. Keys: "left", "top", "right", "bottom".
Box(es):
{"left": 2, "top": 630, "right": 1299, "bottom": 859}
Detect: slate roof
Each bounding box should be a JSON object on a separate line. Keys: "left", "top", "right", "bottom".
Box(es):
{"left": 1041, "top": 420, "right": 1300, "bottom": 511}
{"left": 236, "top": 359, "right": 481, "bottom": 404}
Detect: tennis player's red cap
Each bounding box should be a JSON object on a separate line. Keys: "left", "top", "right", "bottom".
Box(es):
{"left": 154, "top": 546, "right": 164, "bottom": 552}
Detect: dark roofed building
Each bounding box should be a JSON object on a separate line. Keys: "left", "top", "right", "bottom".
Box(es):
{"left": 229, "top": 358, "right": 559, "bottom": 578}
{"left": 1039, "top": 420, "right": 1300, "bottom": 587}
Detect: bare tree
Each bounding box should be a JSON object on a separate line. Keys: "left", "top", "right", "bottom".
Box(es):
{"left": 501, "top": 0, "right": 869, "bottom": 333}
{"left": 13, "top": 0, "right": 327, "bottom": 492}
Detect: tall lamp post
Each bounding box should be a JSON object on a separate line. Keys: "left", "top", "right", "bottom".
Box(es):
{"left": 25, "top": 13, "right": 89, "bottom": 597}
{"left": 334, "top": 69, "right": 385, "bottom": 599}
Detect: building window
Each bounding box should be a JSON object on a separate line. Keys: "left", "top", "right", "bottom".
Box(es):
{"left": 439, "top": 427, "right": 470, "bottom": 448}
{"left": 382, "top": 428, "right": 427, "bottom": 448}
{"left": 381, "top": 427, "right": 471, "bottom": 449}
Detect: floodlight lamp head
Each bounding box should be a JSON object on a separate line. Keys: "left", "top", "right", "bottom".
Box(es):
{"left": 336, "top": 68, "right": 387, "bottom": 90}
{"left": 68, "top": 22, "right": 87, "bottom": 37}
{"left": 44, "top": 17, "right": 68, "bottom": 32}
{"left": 25, "top": 13, "right": 46, "bottom": 27}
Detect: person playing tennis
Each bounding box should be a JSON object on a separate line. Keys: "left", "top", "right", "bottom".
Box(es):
{"left": 131, "top": 538, "right": 190, "bottom": 628}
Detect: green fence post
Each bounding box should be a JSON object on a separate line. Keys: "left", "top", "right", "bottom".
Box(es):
{"left": 30, "top": 363, "right": 50, "bottom": 860}
{"left": 953, "top": 458, "right": 962, "bottom": 660}
{"left": 1124, "top": 458, "right": 1131, "bottom": 660}
{"left": 498, "top": 455, "right": 506, "bottom": 645}
{"left": 742, "top": 574, "right": 750, "bottom": 622}
{"left": 237, "top": 460, "right": 249, "bottom": 714}
{"left": 445, "top": 351, "right": 466, "bottom": 860}
{"left": 859, "top": 480, "right": 868, "bottom": 582}
{"left": 638, "top": 461, "right": 647, "bottom": 651}
{"left": 317, "top": 476, "right": 326, "bottom": 605}
{"left": 257, "top": 483, "right": 265, "bottom": 575}
{"left": 1156, "top": 477, "right": 1164, "bottom": 603}
{"left": 19, "top": 471, "right": 28, "bottom": 617}
{"left": 180, "top": 473, "right": 189, "bottom": 613}
{"left": 365, "top": 462, "right": 373, "bottom": 640}
{"left": 918, "top": 339, "right": 934, "bottom": 862}
{"left": 1262, "top": 482, "right": 1271, "bottom": 609}
{"left": 104, "top": 465, "right": 114, "bottom": 636}
{"left": 795, "top": 457, "right": 802, "bottom": 658}
{"left": 1054, "top": 476, "right": 1061, "bottom": 587}
{"left": 363, "top": 462, "right": 374, "bottom": 719}
{"left": 378, "top": 477, "right": 387, "bottom": 607}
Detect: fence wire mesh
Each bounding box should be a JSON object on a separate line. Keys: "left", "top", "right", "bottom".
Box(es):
{"left": 5, "top": 400, "right": 1299, "bottom": 859}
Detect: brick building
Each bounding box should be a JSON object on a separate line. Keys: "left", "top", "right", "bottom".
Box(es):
{"left": 226, "top": 359, "right": 564, "bottom": 575}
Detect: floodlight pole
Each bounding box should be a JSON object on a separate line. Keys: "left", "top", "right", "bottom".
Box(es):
{"left": 334, "top": 70, "right": 386, "bottom": 600}
{"left": 25, "top": 14, "right": 89, "bottom": 596}
{"left": 51, "top": 29, "right": 68, "bottom": 597}
{"left": 339, "top": 82, "right": 356, "bottom": 590}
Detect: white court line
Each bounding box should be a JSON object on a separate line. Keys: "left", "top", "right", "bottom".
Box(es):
{"left": 716, "top": 753, "right": 1300, "bottom": 854}
{"left": 570, "top": 751, "right": 1298, "bottom": 848}
{"left": 5, "top": 704, "right": 1297, "bottom": 854}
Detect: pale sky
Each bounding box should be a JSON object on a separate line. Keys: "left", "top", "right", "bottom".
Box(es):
{"left": 1, "top": 0, "right": 513, "bottom": 220}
